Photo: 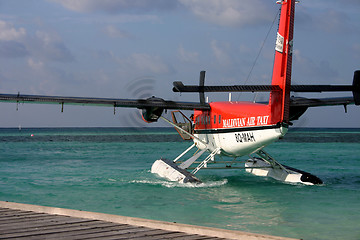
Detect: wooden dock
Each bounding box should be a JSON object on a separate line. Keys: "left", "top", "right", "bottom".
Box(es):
{"left": 0, "top": 201, "right": 298, "bottom": 240}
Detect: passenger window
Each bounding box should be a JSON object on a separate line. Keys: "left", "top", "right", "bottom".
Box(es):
{"left": 214, "top": 115, "right": 216, "bottom": 124}
{"left": 219, "top": 115, "right": 221, "bottom": 124}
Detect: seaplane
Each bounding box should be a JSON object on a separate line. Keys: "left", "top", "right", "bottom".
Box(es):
{"left": 0, "top": 0, "right": 359, "bottom": 185}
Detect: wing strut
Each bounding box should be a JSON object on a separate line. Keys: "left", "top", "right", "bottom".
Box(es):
{"left": 199, "top": 71, "right": 205, "bottom": 104}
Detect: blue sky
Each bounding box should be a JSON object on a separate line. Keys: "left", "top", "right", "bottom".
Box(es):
{"left": 0, "top": 0, "right": 359, "bottom": 128}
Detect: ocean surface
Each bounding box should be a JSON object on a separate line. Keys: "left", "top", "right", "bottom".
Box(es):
{"left": 0, "top": 127, "right": 359, "bottom": 240}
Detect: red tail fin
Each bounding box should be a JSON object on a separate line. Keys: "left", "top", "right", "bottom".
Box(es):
{"left": 270, "top": 0, "right": 296, "bottom": 124}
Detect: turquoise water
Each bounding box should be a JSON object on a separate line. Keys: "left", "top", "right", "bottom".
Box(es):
{"left": 0, "top": 128, "right": 359, "bottom": 240}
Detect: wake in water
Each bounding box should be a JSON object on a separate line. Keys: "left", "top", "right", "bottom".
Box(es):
{"left": 130, "top": 179, "right": 228, "bottom": 188}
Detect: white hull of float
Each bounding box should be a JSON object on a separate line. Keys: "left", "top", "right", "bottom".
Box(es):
{"left": 151, "top": 159, "right": 201, "bottom": 183}
{"left": 245, "top": 158, "right": 322, "bottom": 185}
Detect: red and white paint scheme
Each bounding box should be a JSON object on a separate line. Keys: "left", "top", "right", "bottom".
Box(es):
{"left": 152, "top": 0, "right": 311, "bottom": 184}
{"left": 152, "top": 0, "right": 357, "bottom": 185}
{"left": 193, "top": 0, "right": 295, "bottom": 157}
{"left": 1, "top": 0, "right": 359, "bottom": 185}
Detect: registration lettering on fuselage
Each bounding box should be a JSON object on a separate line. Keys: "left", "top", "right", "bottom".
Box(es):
{"left": 235, "top": 132, "right": 256, "bottom": 143}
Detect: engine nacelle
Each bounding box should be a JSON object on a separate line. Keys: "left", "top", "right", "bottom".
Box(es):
{"left": 141, "top": 97, "right": 165, "bottom": 123}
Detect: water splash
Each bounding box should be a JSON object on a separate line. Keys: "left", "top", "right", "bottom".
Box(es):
{"left": 130, "top": 178, "right": 228, "bottom": 188}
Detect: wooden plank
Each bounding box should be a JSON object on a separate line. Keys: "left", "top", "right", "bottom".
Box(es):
{"left": 69, "top": 228, "right": 174, "bottom": 240}
{"left": 0, "top": 222, "right": 126, "bottom": 239}
{"left": 0, "top": 216, "right": 96, "bottom": 231}
{"left": 0, "top": 220, "right": 119, "bottom": 235}
{"left": 51, "top": 226, "right": 155, "bottom": 240}
{"left": 0, "top": 208, "right": 22, "bottom": 212}
{"left": 17, "top": 226, "right": 158, "bottom": 240}
{"left": 0, "top": 214, "right": 65, "bottom": 224}
{"left": 0, "top": 216, "right": 94, "bottom": 229}
{"left": 0, "top": 208, "right": 37, "bottom": 215}
{"left": 0, "top": 207, "right": 195, "bottom": 240}
{"left": 0, "top": 212, "right": 47, "bottom": 220}
{"left": 59, "top": 226, "right": 160, "bottom": 239}
{"left": 0, "top": 201, "right": 299, "bottom": 240}
{"left": 0, "top": 209, "right": 39, "bottom": 215}
{"left": 117, "top": 229, "right": 185, "bottom": 239}
{"left": 0, "top": 218, "right": 99, "bottom": 231}
{"left": 168, "top": 236, "right": 222, "bottom": 240}
{"left": 0, "top": 211, "right": 45, "bottom": 218}
{"left": 0, "top": 208, "right": 38, "bottom": 215}
{"left": 127, "top": 231, "right": 193, "bottom": 240}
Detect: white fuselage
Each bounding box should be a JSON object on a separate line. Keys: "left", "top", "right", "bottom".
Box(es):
{"left": 193, "top": 126, "right": 288, "bottom": 157}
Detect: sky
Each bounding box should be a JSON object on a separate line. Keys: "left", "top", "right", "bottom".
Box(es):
{"left": 0, "top": 0, "right": 359, "bottom": 128}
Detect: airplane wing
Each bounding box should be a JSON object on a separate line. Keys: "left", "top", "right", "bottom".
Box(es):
{"left": 1, "top": 70, "right": 358, "bottom": 122}
{"left": 286, "top": 70, "right": 360, "bottom": 120}
{"left": 288, "top": 96, "right": 356, "bottom": 121}
{"left": 0, "top": 93, "right": 210, "bottom": 110}
{"left": 0, "top": 93, "right": 210, "bottom": 122}
{"left": 289, "top": 96, "right": 354, "bottom": 107}
{"left": 174, "top": 70, "right": 360, "bottom": 106}
{"left": 174, "top": 70, "right": 360, "bottom": 122}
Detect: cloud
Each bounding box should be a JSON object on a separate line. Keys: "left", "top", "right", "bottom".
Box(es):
{"left": 0, "top": 41, "right": 28, "bottom": 58}
{"left": 0, "top": 20, "right": 28, "bottom": 58}
{"left": 50, "top": 0, "right": 177, "bottom": 13}
{"left": 316, "top": 9, "right": 351, "bottom": 33}
{"left": 27, "top": 58, "right": 44, "bottom": 70}
{"left": 178, "top": 45, "right": 198, "bottom": 63}
{"left": 117, "top": 53, "right": 172, "bottom": 74}
{"left": 293, "top": 49, "right": 339, "bottom": 83}
{"left": 103, "top": 25, "right": 131, "bottom": 39}
{"left": 51, "top": 0, "right": 274, "bottom": 27}
{"left": 179, "top": 0, "right": 273, "bottom": 27}
{"left": 297, "top": 4, "right": 358, "bottom": 34}
{"left": 0, "top": 20, "right": 26, "bottom": 41}
{"left": 353, "top": 44, "right": 360, "bottom": 56}
{"left": 0, "top": 20, "right": 73, "bottom": 62}
{"left": 31, "top": 31, "right": 74, "bottom": 62}
{"left": 210, "top": 40, "right": 231, "bottom": 66}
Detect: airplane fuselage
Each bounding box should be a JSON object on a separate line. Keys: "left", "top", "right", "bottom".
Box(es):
{"left": 193, "top": 101, "right": 288, "bottom": 157}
